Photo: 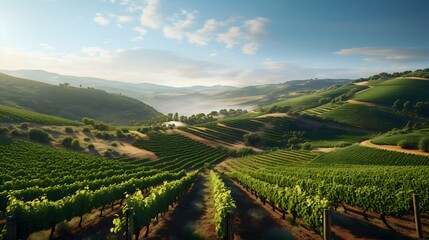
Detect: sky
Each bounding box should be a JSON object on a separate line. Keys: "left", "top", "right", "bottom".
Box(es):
{"left": 0, "top": 0, "right": 428, "bottom": 87}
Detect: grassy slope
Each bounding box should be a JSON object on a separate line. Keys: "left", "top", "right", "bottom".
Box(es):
{"left": 264, "top": 84, "right": 367, "bottom": 111}
{"left": 320, "top": 103, "right": 416, "bottom": 132}
{"left": 0, "top": 73, "right": 162, "bottom": 125}
{"left": 371, "top": 128, "right": 429, "bottom": 145}
{"left": 353, "top": 78, "right": 429, "bottom": 105}
{"left": 0, "top": 105, "right": 82, "bottom": 125}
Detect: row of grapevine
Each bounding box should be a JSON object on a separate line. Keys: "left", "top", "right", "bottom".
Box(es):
{"left": 111, "top": 171, "right": 199, "bottom": 239}
{"left": 242, "top": 166, "right": 429, "bottom": 214}
{"left": 6, "top": 171, "right": 184, "bottom": 239}
{"left": 226, "top": 171, "right": 330, "bottom": 234}
{"left": 0, "top": 169, "right": 161, "bottom": 213}
{"left": 210, "top": 171, "right": 235, "bottom": 240}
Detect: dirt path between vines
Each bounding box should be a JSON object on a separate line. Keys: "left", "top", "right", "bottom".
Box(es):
{"left": 360, "top": 140, "right": 429, "bottom": 156}
{"left": 222, "top": 176, "right": 310, "bottom": 240}
{"left": 147, "top": 172, "right": 217, "bottom": 240}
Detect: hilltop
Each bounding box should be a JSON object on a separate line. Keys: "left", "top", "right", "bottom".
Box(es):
{"left": 0, "top": 73, "right": 162, "bottom": 125}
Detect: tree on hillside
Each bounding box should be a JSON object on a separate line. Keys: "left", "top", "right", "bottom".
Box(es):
{"left": 62, "top": 137, "right": 73, "bottom": 148}
{"left": 28, "top": 129, "right": 51, "bottom": 143}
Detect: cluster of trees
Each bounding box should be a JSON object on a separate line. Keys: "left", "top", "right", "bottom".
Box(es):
{"left": 136, "top": 109, "right": 250, "bottom": 130}
{"left": 82, "top": 117, "right": 110, "bottom": 131}
{"left": 216, "top": 146, "right": 255, "bottom": 157}
{"left": 355, "top": 68, "right": 429, "bottom": 82}
{"left": 397, "top": 137, "right": 429, "bottom": 152}
{"left": 392, "top": 99, "right": 429, "bottom": 116}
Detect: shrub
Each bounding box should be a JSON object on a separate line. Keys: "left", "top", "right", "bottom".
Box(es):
{"left": 116, "top": 129, "right": 125, "bottom": 138}
{"left": 11, "top": 129, "right": 25, "bottom": 137}
{"left": 243, "top": 133, "right": 261, "bottom": 146}
{"left": 82, "top": 127, "right": 91, "bottom": 133}
{"left": 28, "top": 129, "right": 51, "bottom": 143}
{"left": 71, "top": 139, "right": 80, "bottom": 149}
{"left": 397, "top": 139, "right": 418, "bottom": 149}
{"left": 121, "top": 128, "right": 129, "bottom": 133}
{"left": 83, "top": 137, "right": 91, "bottom": 142}
{"left": 419, "top": 137, "right": 429, "bottom": 152}
{"left": 62, "top": 137, "right": 73, "bottom": 148}
{"left": 301, "top": 142, "right": 312, "bottom": 150}
{"left": 88, "top": 143, "right": 95, "bottom": 149}
{"left": 111, "top": 142, "right": 118, "bottom": 147}
{"left": 20, "top": 122, "right": 29, "bottom": 129}
{"left": 65, "top": 127, "right": 74, "bottom": 133}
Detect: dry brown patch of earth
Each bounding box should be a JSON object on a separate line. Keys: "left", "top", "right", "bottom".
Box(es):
{"left": 360, "top": 140, "right": 429, "bottom": 156}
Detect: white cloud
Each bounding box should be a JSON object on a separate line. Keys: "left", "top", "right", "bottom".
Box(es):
{"left": 121, "top": 0, "right": 142, "bottom": 13}
{"left": 133, "top": 26, "right": 147, "bottom": 41}
{"left": 244, "top": 17, "right": 269, "bottom": 38}
{"left": 335, "top": 47, "right": 429, "bottom": 62}
{"left": 94, "top": 13, "right": 110, "bottom": 26}
{"left": 140, "top": 0, "right": 161, "bottom": 29}
{"left": 217, "top": 26, "right": 241, "bottom": 48}
{"left": 117, "top": 15, "right": 132, "bottom": 24}
{"left": 186, "top": 18, "right": 219, "bottom": 46}
{"left": 163, "top": 10, "right": 196, "bottom": 40}
{"left": 242, "top": 43, "right": 258, "bottom": 55}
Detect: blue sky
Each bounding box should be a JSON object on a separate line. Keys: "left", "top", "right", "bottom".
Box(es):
{"left": 1, "top": 0, "right": 428, "bottom": 86}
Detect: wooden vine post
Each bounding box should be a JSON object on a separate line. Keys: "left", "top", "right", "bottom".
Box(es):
{"left": 6, "top": 215, "right": 17, "bottom": 240}
{"left": 413, "top": 194, "right": 423, "bottom": 239}
{"left": 323, "top": 209, "right": 332, "bottom": 240}
{"left": 125, "top": 207, "right": 134, "bottom": 240}
{"left": 226, "top": 211, "right": 234, "bottom": 240}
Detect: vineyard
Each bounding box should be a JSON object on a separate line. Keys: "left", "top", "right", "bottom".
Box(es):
{"left": 0, "top": 135, "right": 221, "bottom": 239}
{"left": 314, "top": 144, "right": 429, "bottom": 165}
{"left": 0, "top": 105, "right": 82, "bottom": 125}
{"left": 219, "top": 144, "right": 429, "bottom": 239}
{"left": 179, "top": 123, "right": 247, "bottom": 144}
{"left": 133, "top": 133, "right": 226, "bottom": 171}
{"left": 224, "top": 149, "right": 318, "bottom": 170}
{"left": 301, "top": 103, "right": 343, "bottom": 116}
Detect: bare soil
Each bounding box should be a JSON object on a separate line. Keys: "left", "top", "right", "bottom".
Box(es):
{"left": 360, "top": 140, "right": 429, "bottom": 156}
{"left": 346, "top": 99, "right": 377, "bottom": 107}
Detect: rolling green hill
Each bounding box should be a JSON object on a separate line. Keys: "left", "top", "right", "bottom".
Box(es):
{"left": 0, "top": 73, "right": 162, "bottom": 125}
{"left": 264, "top": 84, "right": 367, "bottom": 111}
{"left": 211, "top": 79, "right": 352, "bottom": 107}
{"left": 353, "top": 78, "right": 429, "bottom": 105}
{"left": 320, "top": 103, "right": 417, "bottom": 132}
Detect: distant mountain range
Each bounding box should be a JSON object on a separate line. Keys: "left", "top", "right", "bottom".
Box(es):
{"left": 0, "top": 69, "right": 352, "bottom": 115}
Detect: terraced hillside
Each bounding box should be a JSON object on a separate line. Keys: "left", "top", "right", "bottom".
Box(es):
{"left": 133, "top": 133, "right": 226, "bottom": 171}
